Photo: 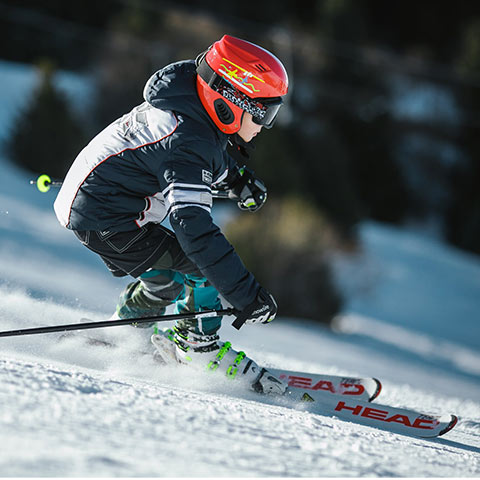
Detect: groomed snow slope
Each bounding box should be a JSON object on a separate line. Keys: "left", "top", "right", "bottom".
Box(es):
{"left": 0, "top": 60, "right": 479, "bottom": 477}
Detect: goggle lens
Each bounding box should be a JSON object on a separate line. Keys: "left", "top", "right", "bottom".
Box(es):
{"left": 251, "top": 98, "right": 283, "bottom": 129}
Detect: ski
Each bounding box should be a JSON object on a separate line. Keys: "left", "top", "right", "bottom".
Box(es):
{"left": 270, "top": 368, "right": 381, "bottom": 402}
{"left": 280, "top": 389, "right": 458, "bottom": 438}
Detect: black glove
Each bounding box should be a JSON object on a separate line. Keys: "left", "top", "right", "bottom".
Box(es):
{"left": 232, "top": 287, "right": 278, "bottom": 330}
{"left": 228, "top": 166, "right": 267, "bottom": 212}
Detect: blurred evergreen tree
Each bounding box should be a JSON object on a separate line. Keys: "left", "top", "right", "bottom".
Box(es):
{"left": 92, "top": 5, "right": 159, "bottom": 129}
{"left": 0, "top": 0, "right": 118, "bottom": 70}
{"left": 447, "top": 19, "right": 480, "bottom": 254}
{"left": 250, "top": 122, "right": 360, "bottom": 240}
{"left": 5, "top": 60, "right": 87, "bottom": 178}
{"left": 244, "top": 0, "right": 409, "bottom": 242}
{"left": 315, "top": 0, "right": 409, "bottom": 226}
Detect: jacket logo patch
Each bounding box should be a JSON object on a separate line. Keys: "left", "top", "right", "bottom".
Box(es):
{"left": 202, "top": 170, "right": 213, "bottom": 185}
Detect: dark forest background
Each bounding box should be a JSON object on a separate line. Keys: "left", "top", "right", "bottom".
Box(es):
{"left": 2, "top": 0, "right": 479, "bottom": 323}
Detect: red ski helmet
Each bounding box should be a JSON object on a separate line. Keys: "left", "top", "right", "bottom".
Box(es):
{"left": 196, "top": 35, "right": 289, "bottom": 134}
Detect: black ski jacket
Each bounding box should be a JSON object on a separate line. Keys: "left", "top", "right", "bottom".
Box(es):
{"left": 54, "top": 60, "right": 259, "bottom": 310}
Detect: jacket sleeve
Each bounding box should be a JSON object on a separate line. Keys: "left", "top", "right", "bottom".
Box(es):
{"left": 162, "top": 143, "right": 260, "bottom": 310}
{"left": 211, "top": 151, "right": 241, "bottom": 191}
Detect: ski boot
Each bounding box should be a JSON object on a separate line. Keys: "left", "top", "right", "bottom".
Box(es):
{"left": 116, "top": 280, "right": 170, "bottom": 325}
{"left": 151, "top": 326, "right": 287, "bottom": 395}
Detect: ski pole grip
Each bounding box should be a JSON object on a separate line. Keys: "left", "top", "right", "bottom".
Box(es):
{"left": 231, "top": 306, "right": 254, "bottom": 330}
{"left": 231, "top": 315, "right": 247, "bottom": 330}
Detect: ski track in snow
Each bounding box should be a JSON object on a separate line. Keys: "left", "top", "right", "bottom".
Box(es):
{"left": 0, "top": 60, "right": 479, "bottom": 477}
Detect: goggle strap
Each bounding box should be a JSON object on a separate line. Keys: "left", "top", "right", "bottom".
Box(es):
{"left": 197, "top": 58, "right": 217, "bottom": 87}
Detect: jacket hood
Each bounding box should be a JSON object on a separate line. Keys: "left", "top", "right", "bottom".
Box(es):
{"left": 143, "top": 60, "right": 226, "bottom": 142}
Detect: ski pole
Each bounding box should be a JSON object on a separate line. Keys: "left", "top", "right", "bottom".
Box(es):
{"left": 30, "top": 174, "right": 231, "bottom": 198}
{"left": 0, "top": 308, "right": 237, "bottom": 338}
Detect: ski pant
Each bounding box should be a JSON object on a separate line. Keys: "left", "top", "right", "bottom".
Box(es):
{"left": 73, "top": 224, "right": 222, "bottom": 335}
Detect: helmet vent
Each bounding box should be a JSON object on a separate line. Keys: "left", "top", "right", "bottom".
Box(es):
{"left": 255, "top": 63, "right": 268, "bottom": 72}
{"left": 214, "top": 99, "right": 234, "bottom": 125}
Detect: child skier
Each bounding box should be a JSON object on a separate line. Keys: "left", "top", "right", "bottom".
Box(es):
{"left": 54, "top": 35, "right": 289, "bottom": 394}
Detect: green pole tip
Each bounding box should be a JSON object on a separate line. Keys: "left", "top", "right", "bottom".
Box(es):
{"left": 36, "top": 174, "right": 52, "bottom": 193}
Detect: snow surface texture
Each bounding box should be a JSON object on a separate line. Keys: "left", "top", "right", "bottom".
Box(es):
{"left": 0, "top": 60, "right": 479, "bottom": 477}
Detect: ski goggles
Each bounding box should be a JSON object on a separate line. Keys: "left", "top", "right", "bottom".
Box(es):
{"left": 197, "top": 59, "right": 284, "bottom": 128}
